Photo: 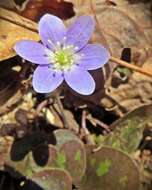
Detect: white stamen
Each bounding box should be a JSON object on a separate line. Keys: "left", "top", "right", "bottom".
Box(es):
{"left": 56, "top": 41, "right": 61, "bottom": 46}
{"left": 55, "top": 41, "right": 61, "bottom": 51}
{"left": 62, "top": 36, "right": 67, "bottom": 47}
{"left": 74, "top": 46, "right": 79, "bottom": 51}
{"left": 48, "top": 39, "right": 54, "bottom": 47}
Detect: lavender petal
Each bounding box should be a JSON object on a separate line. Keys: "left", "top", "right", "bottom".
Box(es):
{"left": 77, "top": 44, "right": 110, "bottom": 70}
{"left": 66, "top": 16, "right": 95, "bottom": 51}
{"left": 14, "top": 40, "right": 50, "bottom": 65}
{"left": 33, "top": 65, "right": 63, "bottom": 93}
{"left": 39, "top": 14, "right": 66, "bottom": 50}
{"left": 64, "top": 66, "right": 95, "bottom": 95}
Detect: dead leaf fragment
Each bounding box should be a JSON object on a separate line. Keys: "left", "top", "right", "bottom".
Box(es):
{"left": 0, "top": 7, "right": 39, "bottom": 61}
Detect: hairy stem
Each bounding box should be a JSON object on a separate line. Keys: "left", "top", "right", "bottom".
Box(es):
{"left": 55, "top": 94, "right": 69, "bottom": 129}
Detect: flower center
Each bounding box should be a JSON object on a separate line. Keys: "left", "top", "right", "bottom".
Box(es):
{"left": 46, "top": 39, "right": 81, "bottom": 71}
{"left": 54, "top": 49, "right": 74, "bottom": 67}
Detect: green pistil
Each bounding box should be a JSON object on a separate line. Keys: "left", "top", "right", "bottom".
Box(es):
{"left": 55, "top": 51, "right": 73, "bottom": 66}
{"left": 53, "top": 49, "right": 74, "bottom": 70}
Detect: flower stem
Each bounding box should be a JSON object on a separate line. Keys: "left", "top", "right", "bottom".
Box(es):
{"left": 55, "top": 94, "right": 69, "bottom": 129}
{"left": 110, "top": 56, "right": 152, "bottom": 77}
{"left": 81, "top": 110, "right": 95, "bottom": 145}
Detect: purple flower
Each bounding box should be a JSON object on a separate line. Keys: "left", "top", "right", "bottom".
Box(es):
{"left": 14, "top": 14, "right": 110, "bottom": 95}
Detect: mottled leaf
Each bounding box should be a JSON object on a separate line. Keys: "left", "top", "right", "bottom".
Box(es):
{"left": 102, "top": 105, "right": 152, "bottom": 154}
{"left": 78, "top": 146, "right": 140, "bottom": 190}
{"left": 53, "top": 129, "right": 81, "bottom": 150}
{"left": 31, "top": 169, "right": 72, "bottom": 190}
{"left": 59, "top": 140, "right": 86, "bottom": 184}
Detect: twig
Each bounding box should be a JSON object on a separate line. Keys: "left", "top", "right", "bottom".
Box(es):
{"left": 110, "top": 56, "right": 152, "bottom": 77}
{"left": 0, "top": 8, "right": 38, "bottom": 33}
{"left": 0, "top": 15, "right": 38, "bottom": 33}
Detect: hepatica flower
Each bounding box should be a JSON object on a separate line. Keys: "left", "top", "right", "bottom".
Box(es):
{"left": 14, "top": 14, "right": 110, "bottom": 95}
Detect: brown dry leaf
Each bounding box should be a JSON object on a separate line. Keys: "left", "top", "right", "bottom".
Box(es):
{"left": 0, "top": 0, "right": 15, "bottom": 9}
{"left": 0, "top": 0, "right": 75, "bottom": 21}
{"left": 19, "top": 0, "right": 75, "bottom": 21}
{"left": 101, "top": 52, "right": 152, "bottom": 115}
{"left": 0, "top": 136, "right": 14, "bottom": 170}
{"left": 0, "top": 7, "right": 39, "bottom": 61}
{"left": 47, "top": 104, "right": 79, "bottom": 132}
